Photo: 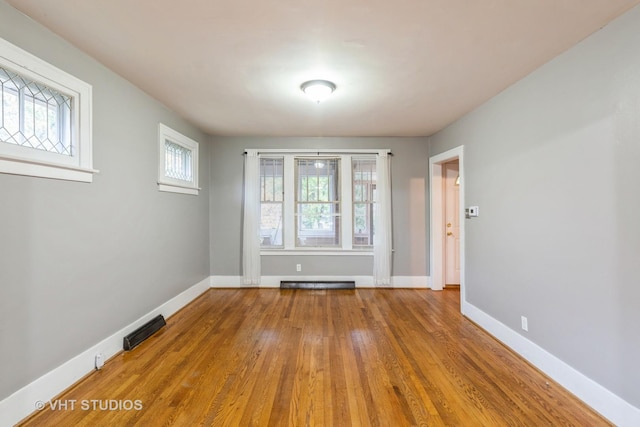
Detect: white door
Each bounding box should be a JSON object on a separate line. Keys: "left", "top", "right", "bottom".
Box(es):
{"left": 444, "top": 161, "right": 460, "bottom": 285}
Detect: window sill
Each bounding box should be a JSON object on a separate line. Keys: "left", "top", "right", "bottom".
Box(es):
{"left": 261, "top": 250, "right": 373, "bottom": 256}
{"left": 0, "top": 155, "right": 98, "bottom": 182}
{"left": 158, "top": 182, "right": 200, "bottom": 195}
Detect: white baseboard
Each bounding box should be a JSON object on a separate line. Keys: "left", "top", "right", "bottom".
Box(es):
{"left": 390, "top": 276, "right": 430, "bottom": 288}
{"left": 210, "top": 275, "right": 430, "bottom": 289}
{"left": 210, "top": 275, "right": 245, "bottom": 287}
{"left": 0, "top": 277, "right": 210, "bottom": 427}
{"left": 464, "top": 302, "right": 640, "bottom": 427}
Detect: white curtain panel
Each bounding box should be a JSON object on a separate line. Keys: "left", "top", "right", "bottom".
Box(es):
{"left": 373, "top": 151, "right": 392, "bottom": 285}
{"left": 242, "top": 150, "right": 261, "bottom": 285}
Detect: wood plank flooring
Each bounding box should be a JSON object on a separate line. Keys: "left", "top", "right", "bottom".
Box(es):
{"left": 20, "top": 288, "right": 610, "bottom": 426}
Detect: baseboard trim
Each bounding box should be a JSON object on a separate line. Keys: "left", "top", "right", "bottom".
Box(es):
{"left": 464, "top": 302, "right": 640, "bottom": 427}
{"left": 210, "top": 275, "right": 244, "bottom": 287}
{"left": 390, "top": 276, "right": 431, "bottom": 288}
{"left": 210, "top": 275, "right": 430, "bottom": 289}
{"left": 0, "top": 277, "right": 210, "bottom": 426}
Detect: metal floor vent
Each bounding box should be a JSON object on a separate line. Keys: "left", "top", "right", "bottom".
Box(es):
{"left": 123, "top": 314, "right": 166, "bottom": 351}
{"left": 280, "top": 281, "right": 356, "bottom": 290}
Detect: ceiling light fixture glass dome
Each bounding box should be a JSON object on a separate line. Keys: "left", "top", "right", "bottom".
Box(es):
{"left": 301, "top": 80, "right": 336, "bottom": 103}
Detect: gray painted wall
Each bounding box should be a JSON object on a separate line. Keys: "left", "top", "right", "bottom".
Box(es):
{"left": 0, "top": 1, "right": 210, "bottom": 401}
{"left": 209, "top": 137, "right": 429, "bottom": 278}
{"left": 429, "top": 6, "right": 640, "bottom": 408}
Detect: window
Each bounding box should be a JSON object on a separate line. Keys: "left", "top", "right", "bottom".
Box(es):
{"left": 260, "top": 157, "right": 284, "bottom": 247}
{"left": 0, "top": 67, "right": 71, "bottom": 155}
{"left": 296, "top": 158, "right": 341, "bottom": 247}
{"left": 158, "top": 123, "right": 199, "bottom": 195}
{"left": 258, "top": 151, "right": 384, "bottom": 252}
{"left": 352, "top": 158, "right": 377, "bottom": 248}
{"left": 0, "top": 37, "right": 94, "bottom": 182}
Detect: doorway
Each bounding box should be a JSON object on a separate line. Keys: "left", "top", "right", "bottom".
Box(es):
{"left": 429, "top": 146, "right": 465, "bottom": 311}
{"left": 444, "top": 160, "right": 460, "bottom": 287}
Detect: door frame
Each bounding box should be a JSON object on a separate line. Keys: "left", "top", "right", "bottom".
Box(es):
{"left": 443, "top": 160, "right": 460, "bottom": 285}
{"left": 429, "top": 146, "right": 466, "bottom": 312}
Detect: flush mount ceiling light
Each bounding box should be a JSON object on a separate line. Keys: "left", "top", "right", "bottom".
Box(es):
{"left": 300, "top": 80, "right": 336, "bottom": 103}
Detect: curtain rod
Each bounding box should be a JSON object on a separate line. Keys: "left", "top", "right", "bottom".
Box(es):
{"left": 244, "top": 149, "right": 392, "bottom": 156}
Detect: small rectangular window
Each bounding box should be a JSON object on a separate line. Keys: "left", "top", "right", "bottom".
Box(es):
{"left": 0, "top": 66, "right": 72, "bottom": 156}
{"left": 260, "top": 157, "right": 284, "bottom": 248}
{"left": 165, "top": 141, "right": 193, "bottom": 182}
{"left": 158, "top": 123, "right": 199, "bottom": 195}
{"left": 0, "top": 37, "right": 94, "bottom": 182}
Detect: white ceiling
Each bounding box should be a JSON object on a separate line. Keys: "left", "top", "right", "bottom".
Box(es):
{"left": 6, "top": 0, "right": 640, "bottom": 137}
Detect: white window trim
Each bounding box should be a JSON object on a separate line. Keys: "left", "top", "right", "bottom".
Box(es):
{"left": 0, "top": 37, "right": 96, "bottom": 182}
{"left": 261, "top": 250, "right": 374, "bottom": 256}
{"left": 157, "top": 123, "right": 200, "bottom": 195}
{"left": 254, "top": 148, "right": 390, "bottom": 255}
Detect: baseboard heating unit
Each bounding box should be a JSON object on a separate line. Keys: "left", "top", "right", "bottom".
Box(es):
{"left": 280, "top": 281, "right": 356, "bottom": 290}
{"left": 123, "top": 314, "right": 166, "bottom": 351}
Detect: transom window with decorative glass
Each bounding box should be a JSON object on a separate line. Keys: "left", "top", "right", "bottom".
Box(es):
{"left": 158, "top": 123, "right": 199, "bottom": 195}
{"left": 0, "top": 37, "right": 94, "bottom": 182}
{"left": 257, "top": 151, "right": 385, "bottom": 252}
{"left": 1, "top": 66, "right": 71, "bottom": 156}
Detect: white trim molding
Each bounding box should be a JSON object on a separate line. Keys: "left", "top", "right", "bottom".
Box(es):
{"left": 210, "top": 275, "right": 245, "bottom": 288}
{"left": 246, "top": 148, "right": 391, "bottom": 155}
{"left": 464, "top": 302, "right": 640, "bottom": 427}
{"left": 261, "top": 250, "right": 373, "bottom": 256}
{"left": 429, "top": 146, "right": 465, "bottom": 301}
{"left": 210, "top": 275, "right": 430, "bottom": 289}
{"left": 0, "top": 277, "right": 210, "bottom": 426}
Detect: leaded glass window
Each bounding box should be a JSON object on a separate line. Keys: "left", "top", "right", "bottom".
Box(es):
{"left": 157, "top": 123, "right": 199, "bottom": 195}
{"left": 164, "top": 140, "right": 193, "bottom": 182}
{"left": 0, "top": 66, "right": 72, "bottom": 156}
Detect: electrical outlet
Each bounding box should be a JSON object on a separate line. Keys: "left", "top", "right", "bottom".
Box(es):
{"left": 521, "top": 316, "right": 528, "bottom": 332}
{"left": 95, "top": 352, "right": 105, "bottom": 370}
{"left": 296, "top": 264, "right": 302, "bottom": 272}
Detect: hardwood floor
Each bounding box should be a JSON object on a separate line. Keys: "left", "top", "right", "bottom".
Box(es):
{"left": 20, "top": 288, "right": 610, "bottom": 426}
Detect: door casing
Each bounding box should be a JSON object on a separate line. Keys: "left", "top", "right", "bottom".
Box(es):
{"left": 429, "top": 146, "right": 466, "bottom": 313}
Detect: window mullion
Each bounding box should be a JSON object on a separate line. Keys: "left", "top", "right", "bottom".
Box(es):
{"left": 18, "top": 87, "right": 25, "bottom": 139}
{"left": 283, "top": 155, "right": 296, "bottom": 250}
{"left": 341, "top": 155, "right": 353, "bottom": 250}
